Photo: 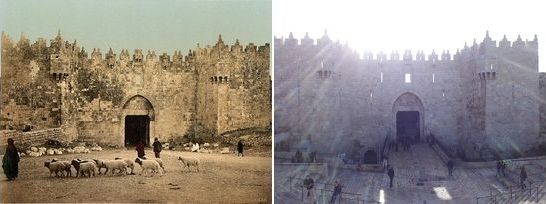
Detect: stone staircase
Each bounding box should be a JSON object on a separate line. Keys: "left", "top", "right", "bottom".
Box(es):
{"left": 480, "top": 162, "right": 546, "bottom": 204}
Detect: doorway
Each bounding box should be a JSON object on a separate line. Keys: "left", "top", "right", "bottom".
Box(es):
{"left": 124, "top": 115, "right": 150, "bottom": 146}
{"left": 396, "top": 111, "right": 420, "bottom": 143}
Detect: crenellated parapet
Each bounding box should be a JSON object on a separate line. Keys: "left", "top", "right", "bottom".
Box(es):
{"left": 276, "top": 31, "right": 538, "bottom": 67}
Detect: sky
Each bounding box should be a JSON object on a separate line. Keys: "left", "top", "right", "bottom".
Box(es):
{"left": 274, "top": 0, "right": 545, "bottom": 72}
{"left": 0, "top": 0, "right": 272, "bottom": 55}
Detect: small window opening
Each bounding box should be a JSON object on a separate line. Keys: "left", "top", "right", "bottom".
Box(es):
{"left": 380, "top": 72, "right": 383, "bottom": 83}
{"left": 432, "top": 73, "right": 435, "bottom": 83}
{"left": 405, "top": 73, "right": 411, "bottom": 83}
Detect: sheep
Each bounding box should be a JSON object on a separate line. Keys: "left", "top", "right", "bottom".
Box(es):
{"left": 153, "top": 158, "right": 166, "bottom": 173}
{"left": 94, "top": 159, "right": 127, "bottom": 175}
{"left": 134, "top": 158, "right": 161, "bottom": 176}
{"left": 177, "top": 156, "right": 200, "bottom": 172}
{"left": 115, "top": 157, "right": 135, "bottom": 175}
{"left": 71, "top": 159, "right": 97, "bottom": 177}
{"left": 50, "top": 159, "right": 72, "bottom": 177}
{"left": 141, "top": 156, "right": 165, "bottom": 173}
{"left": 44, "top": 161, "right": 64, "bottom": 177}
{"left": 71, "top": 159, "right": 98, "bottom": 177}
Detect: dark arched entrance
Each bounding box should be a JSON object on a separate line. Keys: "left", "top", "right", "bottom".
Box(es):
{"left": 392, "top": 92, "right": 424, "bottom": 143}
{"left": 363, "top": 150, "right": 378, "bottom": 164}
{"left": 396, "top": 111, "right": 420, "bottom": 142}
{"left": 122, "top": 95, "right": 155, "bottom": 146}
{"left": 125, "top": 116, "right": 150, "bottom": 146}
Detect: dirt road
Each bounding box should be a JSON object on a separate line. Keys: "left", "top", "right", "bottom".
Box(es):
{"left": 0, "top": 149, "right": 271, "bottom": 203}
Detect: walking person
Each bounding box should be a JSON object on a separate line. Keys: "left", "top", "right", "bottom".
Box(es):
{"left": 237, "top": 139, "right": 244, "bottom": 157}
{"left": 520, "top": 166, "right": 528, "bottom": 190}
{"left": 136, "top": 140, "right": 146, "bottom": 159}
{"left": 382, "top": 156, "right": 389, "bottom": 172}
{"left": 330, "top": 180, "right": 342, "bottom": 204}
{"left": 388, "top": 166, "right": 395, "bottom": 188}
{"left": 447, "top": 160, "right": 455, "bottom": 177}
{"left": 303, "top": 175, "right": 316, "bottom": 203}
{"left": 2, "top": 138, "right": 20, "bottom": 181}
{"left": 152, "top": 138, "right": 162, "bottom": 158}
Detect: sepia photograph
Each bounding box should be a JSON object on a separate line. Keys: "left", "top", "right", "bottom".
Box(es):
{"left": 273, "top": 0, "right": 545, "bottom": 203}
{"left": 0, "top": 0, "right": 272, "bottom": 203}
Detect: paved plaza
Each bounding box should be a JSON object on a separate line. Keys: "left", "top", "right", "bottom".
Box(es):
{"left": 275, "top": 144, "right": 546, "bottom": 204}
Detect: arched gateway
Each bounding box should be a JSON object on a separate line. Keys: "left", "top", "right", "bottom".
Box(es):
{"left": 121, "top": 95, "right": 155, "bottom": 147}
{"left": 392, "top": 92, "right": 424, "bottom": 143}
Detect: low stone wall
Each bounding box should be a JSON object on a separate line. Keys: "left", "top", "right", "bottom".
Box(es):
{"left": 0, "top": 128, "right": 63, "bottom": 146}
{"left": 274, "top": 163, "right": 328, "bottom": 178}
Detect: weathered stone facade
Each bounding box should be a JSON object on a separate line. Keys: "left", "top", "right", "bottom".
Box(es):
{"left": 1, "top": 31, "right": 271, "bottom": 146}
{"left": 274, "top": 31, "right": 544, "bottom": 160}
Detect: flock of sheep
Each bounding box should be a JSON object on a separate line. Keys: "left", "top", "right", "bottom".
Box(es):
{"left": 43, "top": 156, "right": 200, "bottom": 178}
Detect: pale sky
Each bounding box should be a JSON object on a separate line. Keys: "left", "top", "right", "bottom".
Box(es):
{"left": 274, "top": 0, "right": 545, "bottom": 72}
{"left": 0, "top": 0, "right": 271, "bottom": 55}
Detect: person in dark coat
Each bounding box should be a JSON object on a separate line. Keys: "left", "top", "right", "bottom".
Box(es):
{"left": 303, "top": 175, "right": 315, "bottom": 198}
{"left": 136, "top": 140, "right": 146, "bottom": 159}
{"left": 2, "top": 138, "right": 20, "bottom": 181}
{"left": 501, "top": 160, "right": 507, "bottom": 176}
{"left": 496, "top": 160, "right": 503, "bottom": 177}
{"left": 447, "top": 160, "right": 455, "bottom": 176}
{"left": 237, "top": 140, "right": 244, "bottom": 157}
{"left": 152, "top": 138, "right": 162, "bottom": 158}
{"left": 520, "top": 166, "right": 528, "bottom": 190}
{"left": 388, "top": 167, "right": 395, "bottom": 188}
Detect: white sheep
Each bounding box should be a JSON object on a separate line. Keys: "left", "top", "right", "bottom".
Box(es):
{"left": 134, "top": 158, "right": 161, "bottom": 176}
{"left": 71, "top": 159, "right": 98, "bottom": 177}
{"left": 44, "top": 160, "right": 71, "bottom": 177}
{"left": 153, "top": 158, "right": 166, "bottom": 173}
{"left": 71, "top": 159, "right": 97, "bottom": 177}
{"left": 115, "top": 157, "right": 135, "bottom": 175}
{"left": 177, "top": 156, "right": 200, "bottom": 172}
{"left": 94, "top": 159, "right": 127, "bottom": 175}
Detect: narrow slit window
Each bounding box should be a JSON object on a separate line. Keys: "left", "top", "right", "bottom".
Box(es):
{"left": 405, "top": 73, "right": 411, "bottom": 83}
{"left": 380, "top": 72, "right": 383, "bottom": 83}
{"left": 432, "top": 73, "right": 435, "bottom": 83}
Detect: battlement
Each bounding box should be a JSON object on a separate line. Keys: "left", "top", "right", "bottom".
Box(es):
{"left": 2, "top": 31, "right": 270, "bottom": 66}
{"left": 275, "top": 31, "right": 538, "bottom": 63}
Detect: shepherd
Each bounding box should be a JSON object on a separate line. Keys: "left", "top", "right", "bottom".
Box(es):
{"left": 237, "top": 139, "right": 244, "bottom": 157}
{"left": 136, "top": 140, "right": 146, "bottom": 159}
{"left": 2, "top": 138, "right": 20, "bottom": 181}
{"left": 152, "top": 138, "right": 162, "bottom": 158}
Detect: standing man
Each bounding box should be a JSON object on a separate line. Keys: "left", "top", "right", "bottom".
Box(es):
{"left": 388, "top": 166, "right": 395, "bottom": 188}
{"left": 152, "top": 138, "right": 162, "bottom": 158}
{"left": 2, "top": 138, "right": 20, "bottom": 181}
{"left": 237, "top": 139, "right": 244, "bottom": 157}
{"left": 330, "top": 180, "right": 342, "bottom": 204}
{"left": 447, "top": 160, "right": 455, "bottom": 177}
{"left": 136, "top": 140, "right": 146, "bottom": 159}
{"left": 382, "top": 156, "right": 389, "bottom": 172}
{"left": 520, "top": 166, "right": 528, "bottom": 190}
{"left": 496, "top": 160, "right": 503, "bottom": 177}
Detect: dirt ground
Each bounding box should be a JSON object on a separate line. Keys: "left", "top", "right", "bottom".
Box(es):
{"left": 0, "top": 148, "right": 271, "bottom": 203}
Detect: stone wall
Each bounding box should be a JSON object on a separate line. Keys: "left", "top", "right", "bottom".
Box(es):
{"left": 0, "top": 128, "right": 63, "bottom": 146}
{"left": 1, "top": 32, "right": 271, "bottom": 146}
{"left": 274, "top": 32, "right": 542, "bottom": 160}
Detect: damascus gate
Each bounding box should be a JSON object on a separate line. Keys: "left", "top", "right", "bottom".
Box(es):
{"left": 274, "top": 31, "right": 546, "bottom": 161}
{"left": 1, "top": 31, "right": 271, "bottom": 147}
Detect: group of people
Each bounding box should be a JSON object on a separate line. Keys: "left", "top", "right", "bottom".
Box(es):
{"left": 388, "top": 138, "right": 413, "bottom": 152}
{"left": 292, "top": 150, "right": 316, "bottom": 163}
{"left": 135, "top": 138, "right": 163, "bottom": 159}
{"left": 302, "top": 176, "right": 343, "bottom": 204}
